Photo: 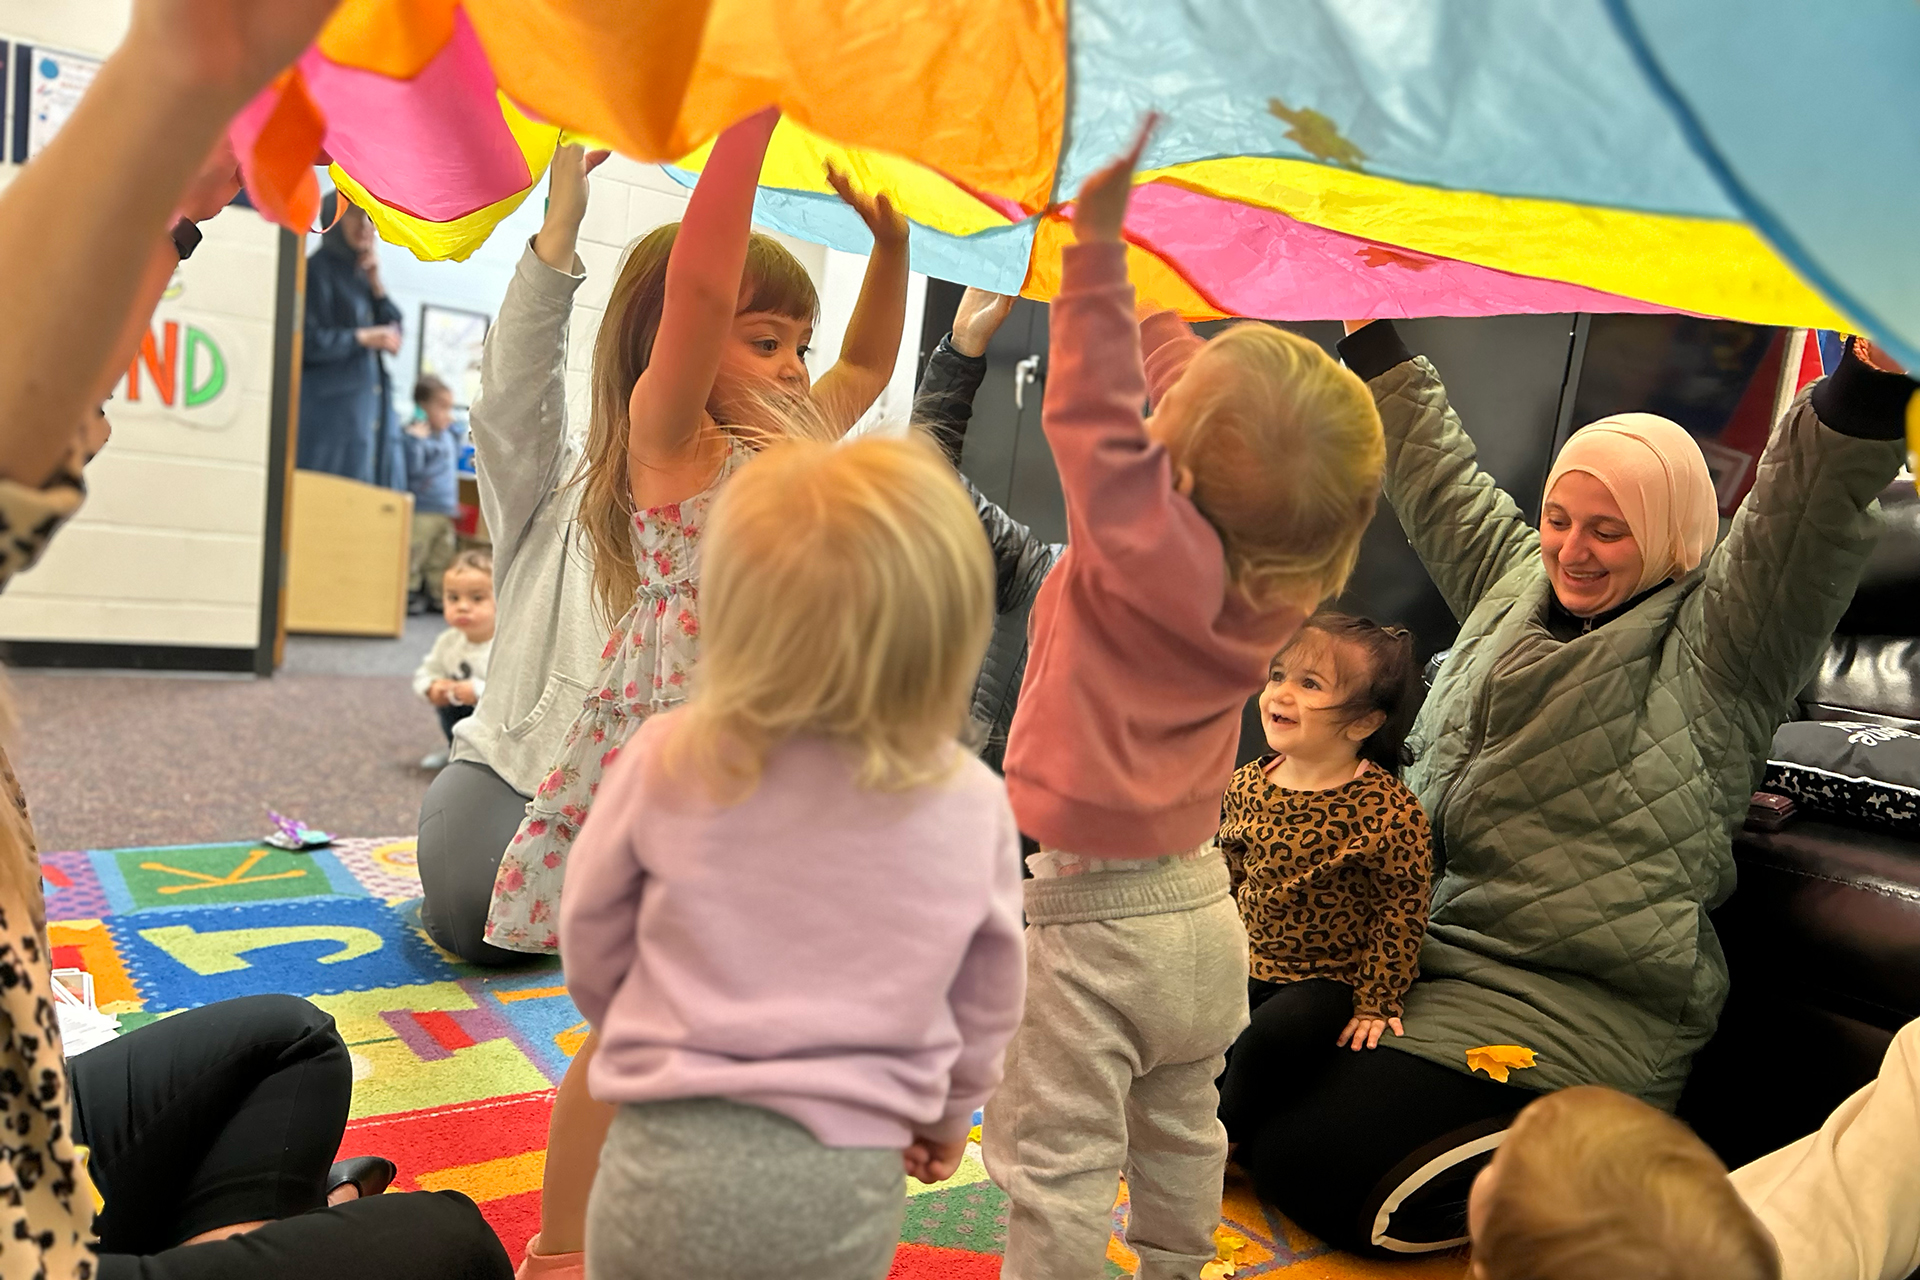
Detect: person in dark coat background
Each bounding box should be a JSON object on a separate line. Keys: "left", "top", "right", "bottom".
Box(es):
{"left": 914, "top": 288, "right": 1061, "bottom": 776}
{"left": 299, "top": 195, "right": 402, "bottom": 483}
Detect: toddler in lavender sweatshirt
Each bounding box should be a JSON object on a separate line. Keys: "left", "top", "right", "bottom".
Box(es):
{"left": 559, "top": 432, "right": 1024, "bottom": 1280}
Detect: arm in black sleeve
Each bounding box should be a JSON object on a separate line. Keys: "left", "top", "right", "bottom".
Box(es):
{"left": 914, "top": 334, "right": 989, "bottom": 467}
{"left": 1336, "top": 319, "right": 1415, "bottom": 382}
{"left": 1812, "top": 338, "right": 1918, "bottom": 440}
{"left": 968, "top": 475, "right": 1061, "bottom": 617}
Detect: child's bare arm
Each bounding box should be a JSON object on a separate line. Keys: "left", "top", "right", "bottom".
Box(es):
{"left": 811, "top": 168, "right": 910, "bottom": 433}
{"left": 627, "top": 108, "right": 778, "bottom": 508}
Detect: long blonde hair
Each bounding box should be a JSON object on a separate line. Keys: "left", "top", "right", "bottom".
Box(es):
{"left": 1477, "top": 1086, "right": 1779, "bottom": 1280}
{"left": 666, "top": 431, "right": 995, "bottom": 800}
{"left": 1174, "top": 325, "right": 1384, "bottom": 612}
{"left": 574, "top": 224, "right": 820, "bottom": 628}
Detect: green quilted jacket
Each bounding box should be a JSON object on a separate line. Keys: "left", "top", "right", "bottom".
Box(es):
{"left": 1346, "top": 327, "right": 1908, "bottom": 1108}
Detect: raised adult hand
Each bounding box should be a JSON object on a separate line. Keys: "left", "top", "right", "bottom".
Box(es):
{"left": 534, "top": 144, "right": 611, "bottom": 270}
{"left": 826, "top": 163, "right": 909, "bottom": 252}
{"left": 176, "top": 138, "right": 243, "bottom": 224}
{"left": 951, "top": 288, "right": 1015, "bottom": 359}
{"left": 1071, "top": 114, "right": 1156, "bottom": 245}
{"left": 1855, "top": 337, "right": 1909, "bottom": 377}
{"left": 129, "top": 0, "right": 343, "bottom": 114}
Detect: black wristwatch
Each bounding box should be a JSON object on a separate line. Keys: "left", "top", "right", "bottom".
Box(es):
{"left": 170, "top": 217, "right": 203, "bottom": 261}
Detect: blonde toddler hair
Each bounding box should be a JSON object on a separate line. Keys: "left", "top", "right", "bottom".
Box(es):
{"left": 1476, "top": 1086, "right": 1779, "bottom": 1280}
{"left": 667, "top": 431, "right": 995, "bottom": 800}
{"left": 575, "top": 223, "right": 822, "bottom": 628}
{"left": 1173, "top": 325, "right": 1384, "bottom": 611}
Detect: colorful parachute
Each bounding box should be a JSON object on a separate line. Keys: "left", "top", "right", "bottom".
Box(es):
{"left": 232, "top": 0, "right": 1920, "bottom": 367}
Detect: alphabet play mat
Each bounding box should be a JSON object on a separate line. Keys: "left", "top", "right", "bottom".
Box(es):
{"left": 45, "top": 835, "right": 1466, "bottom": 1276}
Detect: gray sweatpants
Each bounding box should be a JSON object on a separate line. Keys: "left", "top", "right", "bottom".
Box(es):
{"left": 586, "top": 1098, "right": 905, "bottom": 1280}
{"left": 983, "top": 852, "right": 1250, "bottom": 1280}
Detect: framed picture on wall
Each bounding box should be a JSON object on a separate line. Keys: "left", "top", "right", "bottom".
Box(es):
{"left": 418, "top": 304, "right": 490, "bottom": 409}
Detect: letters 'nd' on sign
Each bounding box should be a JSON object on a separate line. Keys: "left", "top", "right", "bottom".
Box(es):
{"left": 114, "top": 309, "right": 243, "bottom": 429}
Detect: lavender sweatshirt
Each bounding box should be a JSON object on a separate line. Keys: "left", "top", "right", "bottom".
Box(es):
{"left": 558, "top": 712, "right": 1027, "bottom": 1147}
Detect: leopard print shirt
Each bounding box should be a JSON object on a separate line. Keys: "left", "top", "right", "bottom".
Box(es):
{"left": 0, "top": 446, "right": 95, "bottom": 1279}
{"left": 1219, "top": 757, "right": 1434, "bottom": 1018}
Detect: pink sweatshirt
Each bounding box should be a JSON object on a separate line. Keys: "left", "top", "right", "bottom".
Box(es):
{"left": 558, "top": 712, "right": 1026, "bottom": 1147}
{"left": 1003, "top": 242, "right": 1306, "bottom": 858}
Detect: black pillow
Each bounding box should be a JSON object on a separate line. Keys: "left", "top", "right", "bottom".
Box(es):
{"left": 1763, "top": 720, "right": 1920, "bottom": 838}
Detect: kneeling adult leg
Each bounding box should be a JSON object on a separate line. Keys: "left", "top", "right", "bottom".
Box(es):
{"left": 417, "top": 759, "right": 535, "bottom": 965}
{"left": 1218, "top": 977, "right": 1354, "bottom": 1144}
{"left": 71, "top": 994, "right": 350, "bottom": 1253}
{"left": 1240, "top": 1045, "right": 1532, "bottom": 1256}
{"left": 95, "top": 1189, "right": 511, "bottom": 1280}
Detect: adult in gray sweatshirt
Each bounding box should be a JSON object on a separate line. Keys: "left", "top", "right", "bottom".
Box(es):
{"left": 416, "top": 154, "right": 604, "bottom": 964}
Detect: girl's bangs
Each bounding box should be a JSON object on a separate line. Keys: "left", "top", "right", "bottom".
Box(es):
{"left": 741, "top": 236, "right": 820, "bottom": 322}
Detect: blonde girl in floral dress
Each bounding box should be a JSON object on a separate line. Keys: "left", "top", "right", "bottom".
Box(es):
{"left": 485, "top": 107, "right": 909, "bottom": 1280}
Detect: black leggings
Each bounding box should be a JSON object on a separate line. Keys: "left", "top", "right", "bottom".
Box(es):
{"left": 1222, "top": 978, "right": 1534, "bottom": 1256}
{"left": 71, "top": 994, "right": 509, "bottom": 1279}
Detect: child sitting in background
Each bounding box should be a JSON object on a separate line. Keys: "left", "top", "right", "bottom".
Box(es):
{"left": 1469, "top": 1086, "right": 1779, "bottom": 1280}
{"left": 560, "top": 434, "right": 1024, "bottom": 1280}
{"left": 983, "top": 121, "right": 1386, "bottom": 1280}
{"left": 405, "top": 375, "right": 464, "bottom": 615}
{"left": 414, "top": 549, "right": 494, "bottom": 770}
{"left": 1216, "top": 614, "right": 1432, "bottom": 1147}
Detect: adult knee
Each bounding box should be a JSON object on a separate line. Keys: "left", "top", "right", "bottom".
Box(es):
{"left": 217, "top": 994, "right": 342, "bottom": 1052}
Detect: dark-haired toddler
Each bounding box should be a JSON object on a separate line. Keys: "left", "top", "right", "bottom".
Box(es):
{"left": 1216, "top": 613, "right": 1435, "bottom": 1144}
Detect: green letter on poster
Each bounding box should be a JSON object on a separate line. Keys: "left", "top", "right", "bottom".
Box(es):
{"left": 183, "top": 326, "right": 227, "bottom": 408}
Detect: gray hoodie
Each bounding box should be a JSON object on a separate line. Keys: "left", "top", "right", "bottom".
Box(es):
{"left": 448, "top": 241, "right": 604, "bottom": 796}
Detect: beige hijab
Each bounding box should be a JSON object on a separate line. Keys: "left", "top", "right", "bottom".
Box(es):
{"left": 1543, "top": 412, "right": 1720, "bottom": 595}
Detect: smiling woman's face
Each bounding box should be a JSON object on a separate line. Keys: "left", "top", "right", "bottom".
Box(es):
{"left": 1540, "top": 470, "right": 1644, "bottom": 618}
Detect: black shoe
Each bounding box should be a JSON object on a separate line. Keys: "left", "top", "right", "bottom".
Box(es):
{"left": 327, "top": 1155, "right": 398, "bottom": 1200}
{"left": 407, "top": 592, "right": 429, "bottom": 616}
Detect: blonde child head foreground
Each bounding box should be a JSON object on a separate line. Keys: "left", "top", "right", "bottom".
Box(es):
{"left": 668, "top": 431, "right": 995, "bottom": 799}
{"left": 1470, "top": 1085, "right": 1778, "bottom": 1280}
{"left": 1149, "top": 324, "right": 1384, "bottom": 612}
{"left": 578, "top": 222, "right": 824, "bottom": 625}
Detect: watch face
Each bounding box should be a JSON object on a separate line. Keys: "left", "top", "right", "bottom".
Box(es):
{"left": 171, "top": 218, "right": 203, "bottom": 260}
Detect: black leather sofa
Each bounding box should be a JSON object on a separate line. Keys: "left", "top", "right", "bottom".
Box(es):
{"left": 1678, "top": 477, "right": 1920, "bottom": 1169}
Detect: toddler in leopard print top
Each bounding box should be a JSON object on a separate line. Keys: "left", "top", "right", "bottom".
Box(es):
{"left": 1217, "top": 613, "right": 1435, "bottom": 1143}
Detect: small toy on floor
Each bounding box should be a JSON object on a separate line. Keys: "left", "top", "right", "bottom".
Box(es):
{"left": 264, "top": 810, "right": 333, "bottom": 851}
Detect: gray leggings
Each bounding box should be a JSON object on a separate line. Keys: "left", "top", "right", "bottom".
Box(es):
{"left": 416, "top": 759, "right": 534, "bottom": 966}
{"left": 587, "top": 1099, "right": 903, "bottom": 1280}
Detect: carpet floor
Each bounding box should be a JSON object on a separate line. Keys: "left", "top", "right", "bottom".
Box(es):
{"left": 50, "top": 830, "right": 1467, "bottom": 1278}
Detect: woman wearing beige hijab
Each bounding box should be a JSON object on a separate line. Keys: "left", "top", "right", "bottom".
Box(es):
{"left": 1232, "top": 319, "right": 1916, "bottom": 1259}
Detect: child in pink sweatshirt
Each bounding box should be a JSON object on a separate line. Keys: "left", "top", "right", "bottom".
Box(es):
{"left": 559, "top": 433, "right": 1024, "bottom": 1280}
{"left": 982, "top": 127, "right": 1387, "bottom": 1280}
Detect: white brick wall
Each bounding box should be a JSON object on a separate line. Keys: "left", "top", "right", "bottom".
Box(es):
{"left": 0, "top": 2, "right": 279, "bottom": 649}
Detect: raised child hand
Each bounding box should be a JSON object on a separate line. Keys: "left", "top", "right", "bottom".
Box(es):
{"left": 1071, "top": 114, "right": 1157, "bottom": 245}
{"left": 951, "top": 289, "right": 1015, "bottom": 359}
{"left": 826, "top": 163, "right": 909, "bottom": 252}
{"left": 1337, "top": 1015, "right": 1405, "bottom": 1051}
{"left": 902, "top": 1134, "right": 967, "bottom": 1184}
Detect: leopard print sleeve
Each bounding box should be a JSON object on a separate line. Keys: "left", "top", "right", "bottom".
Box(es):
{"left": 0, "top": 440, "right": 86, "bottom": 592}
{"left": 0, "top": 769, "right": 94, "bottom": 1280}
{"left": 1351, "top": 782, "right": 1435, "bottom": 1019}
{"left": 1219, "top": 765, "right": 1257, "bottom": 895}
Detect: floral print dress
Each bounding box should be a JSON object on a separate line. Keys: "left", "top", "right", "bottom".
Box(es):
{"left": 484, "top": 436, "right": 752, "bottom": 953}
